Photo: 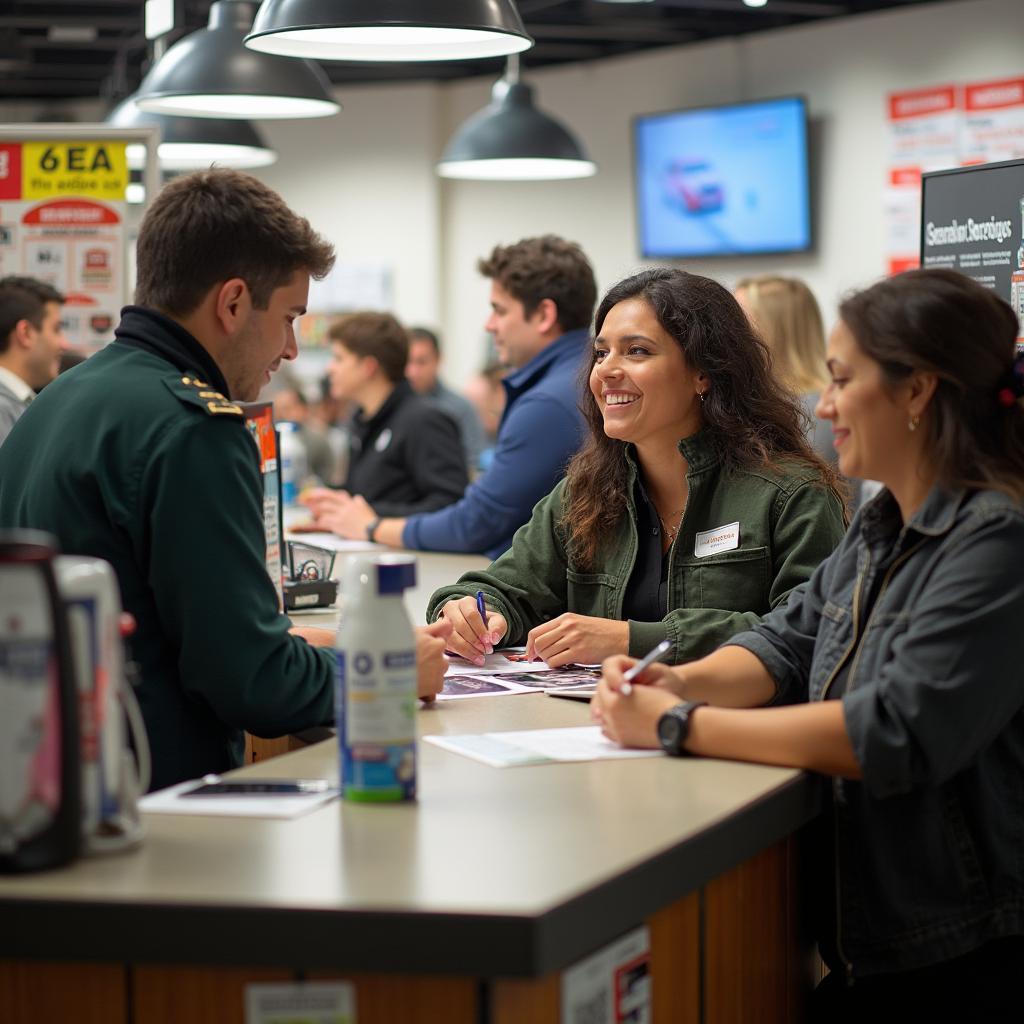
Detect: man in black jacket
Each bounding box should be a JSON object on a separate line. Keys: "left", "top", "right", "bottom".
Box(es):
{"left": 322, "top": 312, "right": 468, "bottom": 539}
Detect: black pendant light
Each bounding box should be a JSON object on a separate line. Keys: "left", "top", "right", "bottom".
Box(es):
{"left": 245, "top": 0, "right": 533, "bottom": 62}
{"left": 438, "top": 58, "right": 596, "bottom": 181}
{"left": 107, "top": 97, "right": 278, "bottom": 171}
{"left": 135, "top": 0, "right": 339, "bottom": 119}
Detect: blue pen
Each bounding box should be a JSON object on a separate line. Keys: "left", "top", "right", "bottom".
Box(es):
{"left": 475, "top": 590, "right": 491, "bottom": 653}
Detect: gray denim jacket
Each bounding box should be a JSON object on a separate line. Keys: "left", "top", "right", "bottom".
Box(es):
{"left": 730, "top": 485, "right": 1024, "bottom": 977}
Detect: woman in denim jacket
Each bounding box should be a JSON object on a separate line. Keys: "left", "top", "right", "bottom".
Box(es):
{"left": 430, "top": 269, "right": 846, "bottom": 667}
{"left": 595, "top": 269, "right": 1024, "bottom": 1020}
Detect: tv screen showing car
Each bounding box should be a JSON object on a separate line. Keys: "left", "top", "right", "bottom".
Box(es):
{"left": 633, "top": 96, "right": 812, "bottom": 259}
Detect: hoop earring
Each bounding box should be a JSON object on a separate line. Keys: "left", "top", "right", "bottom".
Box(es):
{"left": 908, "top": 414, "right": 920, "bottom": 432}
{"left": 698, "top": 390, "right": 706, "bottom": 404}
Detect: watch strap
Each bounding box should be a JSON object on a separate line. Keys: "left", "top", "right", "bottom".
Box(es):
{"left": 658, "top": 700, "right": 707, "bottom": 757}
{"left": 366, "top": 516, "right": 382, "bottom": 542}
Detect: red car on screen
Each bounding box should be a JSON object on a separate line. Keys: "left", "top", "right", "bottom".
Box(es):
{"left": 664, "top": 159, "right": 724, "bottom": 213}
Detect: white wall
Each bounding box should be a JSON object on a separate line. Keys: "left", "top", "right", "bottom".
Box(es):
{"left": 1, "top": 0, "right": 1018, "bottom": 392}
{"left": 438, "top": 0, "right": 1022, "bottom": 385}
{"left": 258, "top": 80, "right": 444, "bottom": 328}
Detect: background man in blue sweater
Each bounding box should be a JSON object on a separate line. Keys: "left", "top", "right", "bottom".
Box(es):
{"left": 302, "top": 235, "right": 597, "bottom": 559}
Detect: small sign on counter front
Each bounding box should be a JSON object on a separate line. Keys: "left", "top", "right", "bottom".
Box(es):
{"left": 245, "top": 981, "right": 355, "bottom": 1024}
{"left": 561, "top": 925, "right": 651, "bottom": 1024}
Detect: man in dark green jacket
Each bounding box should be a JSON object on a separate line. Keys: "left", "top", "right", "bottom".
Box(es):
{"left": 0, "top": 169, "right": 449, "bottom": 791}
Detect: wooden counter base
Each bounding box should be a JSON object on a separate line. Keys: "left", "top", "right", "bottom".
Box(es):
{"left": 0, "top": 838, "right": 807, "bottom": 1024}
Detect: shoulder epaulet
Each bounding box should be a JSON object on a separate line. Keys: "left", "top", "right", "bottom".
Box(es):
{"left": 163, "top": 373, "right": 244, "bottom": 418}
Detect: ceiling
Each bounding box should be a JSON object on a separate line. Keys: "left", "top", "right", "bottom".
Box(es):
{"left": 1, "top": 0, "right": 955, "bottom": 109}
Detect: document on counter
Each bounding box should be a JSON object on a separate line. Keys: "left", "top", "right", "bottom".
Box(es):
{"left": 424, "top": 725, "right": 662, "bottom": 767}
{"left": 139, "top": 779, "right": 340, "bottom": 819}
{"left": 439, "top": 649, "right": 601, "bottom": 700}
{"left": 282, "top": 528, "right": 380, "bottom": 552}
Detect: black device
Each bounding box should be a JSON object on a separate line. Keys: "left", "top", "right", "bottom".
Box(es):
{"left": 180, "top": 778, "right": 331, "bottom": 797}
{"left": 657, "top": 701, "right": 707, "bottom": 757}
{"left": 283, "top": 539, "right": 339, "bottom": 611}
{"left": 920, "top": 158, "right": 1024, "bottom": 337}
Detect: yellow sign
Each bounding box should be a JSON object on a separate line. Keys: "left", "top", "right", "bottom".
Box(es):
{"left": 22, "top": 141, "right": 128, "bottom": 200}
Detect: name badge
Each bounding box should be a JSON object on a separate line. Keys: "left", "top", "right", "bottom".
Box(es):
{"left": 694, "top": 521, "right": 740, "bottom": 558}
{"left": 374, "top": 428, "right": 393, "bottom": 453}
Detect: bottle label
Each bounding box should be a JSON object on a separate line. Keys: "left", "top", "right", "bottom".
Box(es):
{"left": 0, "top": 567, "right": 59, "bottom": 853}
{"left": 336, "top": 649, "right": 416, "bottom": 802}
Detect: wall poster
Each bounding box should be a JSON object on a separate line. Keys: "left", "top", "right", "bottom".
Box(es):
{"left": 886, "top": 77, "right": 1024, "bottom": 276}
{"left": 0, "top": 137, "right": 130, "bottom": 349}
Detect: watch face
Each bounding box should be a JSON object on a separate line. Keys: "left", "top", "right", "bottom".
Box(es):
{"left": 658, "top": 710, "right": 684, "bottom": 753}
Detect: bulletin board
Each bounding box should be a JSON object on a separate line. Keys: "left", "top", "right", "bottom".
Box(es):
{"left": 0, "top": 124, "right": 160, "bottom": 349}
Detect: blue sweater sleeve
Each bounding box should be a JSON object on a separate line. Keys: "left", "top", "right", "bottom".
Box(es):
{"left": 402, "top": 390, "right": 582, "bottom": 558}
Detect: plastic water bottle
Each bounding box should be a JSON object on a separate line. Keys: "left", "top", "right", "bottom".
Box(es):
{"left": 335, "top": 554, "right": 418, "bottom": 802}
{"left": 278, "top": 421, "right": 307, "bottom": 507}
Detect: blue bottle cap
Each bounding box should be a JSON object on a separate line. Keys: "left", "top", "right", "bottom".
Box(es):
{"left": 375, "top": 556, "right": 416, "bottom": 595}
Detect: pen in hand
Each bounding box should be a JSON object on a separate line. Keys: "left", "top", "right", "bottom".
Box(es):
{"left": 620, "top": 639, "right": 672, "bottom": 696}
{"left": 475, "top": 590, "right": 491, "bottom": 652}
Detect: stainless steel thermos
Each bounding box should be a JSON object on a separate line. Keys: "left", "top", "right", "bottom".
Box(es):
{"left": 0, "top": 531, "right": 81, "bottom": 872}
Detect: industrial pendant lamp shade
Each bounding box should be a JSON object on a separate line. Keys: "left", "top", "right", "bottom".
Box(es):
{"left": 135, "top": 0, "right": 339, "bottom": 119}
{"left": 438, "top": 77, "right": 596, "bottom": 181}
{"left": 244, "top": 0, "right": 533, "bottom": 62}
{"left": 108, "top": 97, "right": 278, "bottom": 170}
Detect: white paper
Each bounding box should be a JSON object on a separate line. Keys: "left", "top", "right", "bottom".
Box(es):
{"left": 424, "top": 726, "right": 662, "bottom": 768}
{"left": 284, "top": 529, "right": 380, "bottom": 553}
{"left": 443, "top": 647, "right": 552, "bottom": 675}
{"left": 245, "top": 981, "right": 355, "bottom": 1024}
{"left": 140, "top": 780, "right": 339, "bottom": 819}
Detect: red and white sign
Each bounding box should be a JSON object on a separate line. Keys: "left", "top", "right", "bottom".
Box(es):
{"left": 0, "top": 139, "right": 127, "bottom": 347}
{"left": 962, "top": 76, "right": 1024, "bottom": 165}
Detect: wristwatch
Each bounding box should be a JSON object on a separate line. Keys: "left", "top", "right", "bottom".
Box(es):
{"left": 366, "top": 516, "right": 381, "bottom": 542}
{"left": 657, "top": 701, "right": 707, "bottom": 757}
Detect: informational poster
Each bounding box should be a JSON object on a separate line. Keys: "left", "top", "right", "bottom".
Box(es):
{"left": 885, "top": 85, "right": 960, "bottom": 276}
{"left": 242, "top": 401, "right": 285, "bottom": 609}
{"left": 0, "top": 138, "right": 128, "bottom": 347}
{"left": 920, "top": 159, "right": 1024, "bottom": 348}
{"left": 245, "top": 981, "right": 355, "bottom": 1024}
{"left": 561, "top": 925, "right": 651, "bottom": 1024}
{"left": 886, "top": 79, "right": 1024, "bottom": 275}
{"left": 962, "top": 77, "right": 1024, "bottom": 166}
{"left": 297, "top": 261, "right": 394, "bottom": 351}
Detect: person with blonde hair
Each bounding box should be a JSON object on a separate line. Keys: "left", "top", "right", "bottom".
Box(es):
{"left": 735, "top": 275, "right": 835, "bottom": 464}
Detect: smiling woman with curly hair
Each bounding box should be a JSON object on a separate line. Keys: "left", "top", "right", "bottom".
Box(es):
{"left": 428, "top": 267, "right": 846, "bottom": 670}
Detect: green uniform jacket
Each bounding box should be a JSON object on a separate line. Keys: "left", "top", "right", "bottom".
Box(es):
{"left": 427, "top": 433, "right": 847, "bottom": 663}
{"left": 0, "top": 309, "right": 334, "bottom": 790}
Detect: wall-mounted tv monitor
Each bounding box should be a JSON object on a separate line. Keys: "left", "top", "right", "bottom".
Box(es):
{"left": 633, "top": 95, "right": 811, "bottom": 259}
{"left": 920, "top": 158, "right": 1024, "bottom": 345}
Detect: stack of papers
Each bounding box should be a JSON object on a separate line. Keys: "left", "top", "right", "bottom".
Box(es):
{"left": 439, "top": 648, "right": 601, "bottom": 700}
{"left": 425, "top": 726, "right": 662, "bottom": 768}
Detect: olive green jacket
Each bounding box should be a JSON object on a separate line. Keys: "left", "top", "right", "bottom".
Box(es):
{"left": 0, "top": 309, "right": 335, "bottom": 790}
{"left": 427, "top": 434, "right": 847, "bottom": 662}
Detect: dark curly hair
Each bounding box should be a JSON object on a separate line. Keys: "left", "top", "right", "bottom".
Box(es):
{"left": 563, "top": 268, "right": 842, "bottom": 567}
